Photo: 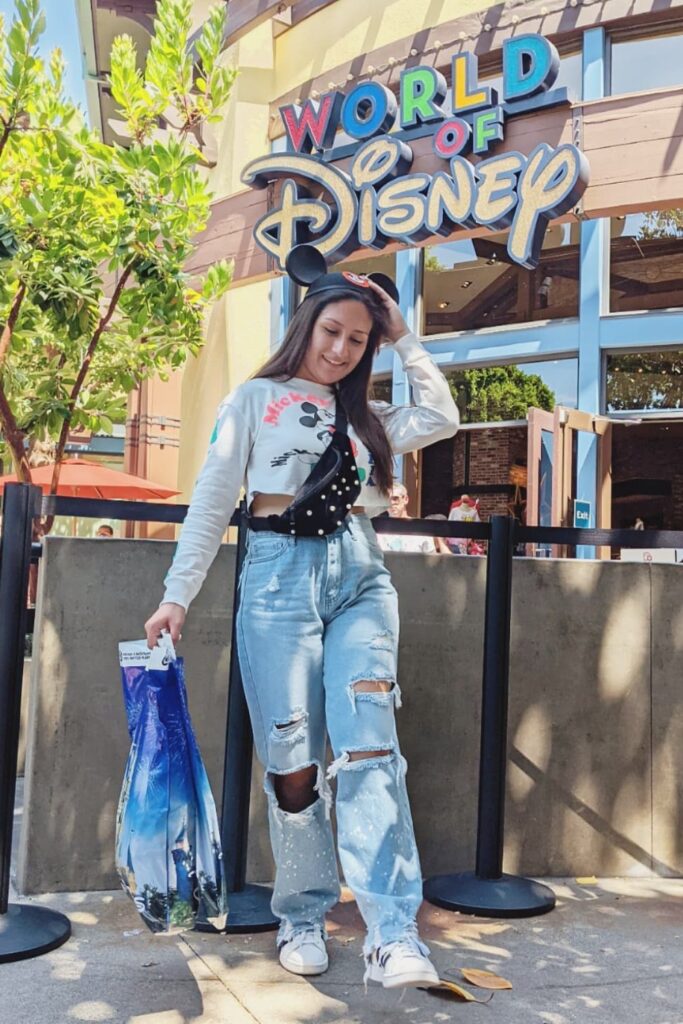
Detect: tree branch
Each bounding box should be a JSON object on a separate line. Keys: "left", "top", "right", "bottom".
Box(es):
{"left": 0, "top": 280, "right": 27, "bottom": 371}
{"left": 0, "top": 381, "right": 30, "bottom": 481}
{"left": 0, "top": 120, "right": 13, "bottom": 162}
{"left": 50, "top": 260, "right": 135, "bottom": 493}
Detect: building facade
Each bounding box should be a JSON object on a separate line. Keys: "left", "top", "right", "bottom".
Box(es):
{"left": 79, "top": 0, "right": 683, "bottom": 539}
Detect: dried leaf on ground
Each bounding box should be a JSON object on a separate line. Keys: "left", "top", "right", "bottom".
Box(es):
{"left": 423, "top": 981, "right": 493, "bottom": 1003}
{"left": 460, "top": 967, "right": 513, "bottom": 990}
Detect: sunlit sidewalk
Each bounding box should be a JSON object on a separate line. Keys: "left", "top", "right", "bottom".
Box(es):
{"left": 5, "top": 869, "right": 682, "bottom": 1024}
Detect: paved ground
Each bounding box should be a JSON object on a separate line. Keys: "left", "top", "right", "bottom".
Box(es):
{"left": 3, "top": 874, "right": 683, "bottom": 1024}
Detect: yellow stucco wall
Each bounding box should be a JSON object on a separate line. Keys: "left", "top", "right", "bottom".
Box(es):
{"left": 273, "top": 0, "right": 491, "bottom": 99}
{"left": 208, "top": 21, "right": 276, "bottom": 199}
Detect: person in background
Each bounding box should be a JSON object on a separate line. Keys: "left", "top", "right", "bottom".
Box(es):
{"left": 377, "top": 482, "right": 436, "bottom": 554}
{"left": 424, "top": 513, "right": 453, "bottom": 554}
{"left": 95, "top": 524, "right": 114, "bottom": 538}
{"left": 447, "top": 495, "right": 484, "bottom": 555}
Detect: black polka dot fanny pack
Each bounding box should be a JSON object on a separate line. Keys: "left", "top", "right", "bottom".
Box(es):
{"left": 247, "top": 397, "right": 362, "bottom": 537}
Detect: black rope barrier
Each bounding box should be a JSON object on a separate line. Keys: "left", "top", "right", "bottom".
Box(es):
{"left": 39, "top": 494, "right": 190, "bottom": 523}
{"left": 0, "top": 484, "right": 71, "bottom": 962}
{"left": 423, "top": 515, "right": 556, "bottom": 917}
{"left": 198, "top": 504, "right": 278, "bottom": 934}
{"left": 516, "top": 525, "right": 683, "bottom": 548}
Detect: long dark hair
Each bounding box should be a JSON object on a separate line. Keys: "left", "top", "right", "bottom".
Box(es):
{"left": 252, "top": 287, "right": 394, "bottom": 495}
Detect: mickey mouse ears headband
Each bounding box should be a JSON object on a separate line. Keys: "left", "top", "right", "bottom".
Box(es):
{"left": 285, "top": 244, "right": 400, "bottom": 305}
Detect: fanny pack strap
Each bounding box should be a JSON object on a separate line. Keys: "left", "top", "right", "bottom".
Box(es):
{"left": 334, "top": 391, "right": 348, "bottom": 434}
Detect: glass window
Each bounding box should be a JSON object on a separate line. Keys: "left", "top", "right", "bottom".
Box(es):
{"left": 606, "top": 350, "right": 683, "bottom": 412}
{"left": 611, "top": 31, "right": 683, "bottom": 95}
{"left": 539, "top": 429, "right": 554, "bottom": 529}
{"left": 610, "top": 211, "right": 683, "bottom": 313}
{"left": 423, "top": 224, "right": 579, "bottom": 335}
{"left": 371, "top": 375, "right": 392, "bottom": 403}
{"left": 445, "top": 358, "right": 577, "bottom": 424}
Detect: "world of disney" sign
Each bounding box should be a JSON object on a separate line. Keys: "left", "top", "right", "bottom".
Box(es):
{"left": 242, "top": 34, "right": 589, "bottom": 271}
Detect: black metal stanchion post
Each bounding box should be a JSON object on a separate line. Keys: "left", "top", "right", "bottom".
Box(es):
{"left": 424, "top": 515, "right": 555, "bottom": 917}
{"left": 199, "top": 504, "right": 277, "bottom": 933}
{"left": 0, "top": 484, "right": 71, "bottom": 961}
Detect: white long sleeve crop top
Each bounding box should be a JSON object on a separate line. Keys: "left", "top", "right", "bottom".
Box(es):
{"left": 162, "top": 332, "right": 459, "bottom": 610}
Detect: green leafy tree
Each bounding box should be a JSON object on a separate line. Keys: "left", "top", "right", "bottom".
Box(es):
{"left": 448, "top": 365, "right": 555, "bottom": 423}
{"left": 0, "top": 0, "right": 235, "bottom": 495}
{"left": 606, "top": 353, "right": 683, "bottom": 411}
{"left": 638, "top": 208, "right": 683, "bottom": 240}
{"left": 424, "top": 250, "right": 445, "bottom": 273}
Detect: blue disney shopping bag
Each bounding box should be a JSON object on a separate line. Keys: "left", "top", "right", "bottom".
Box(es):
{"left": 116, "top": 635, "right": 228, "bottom": 934}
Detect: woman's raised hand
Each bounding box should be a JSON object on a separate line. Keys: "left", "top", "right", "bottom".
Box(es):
{"left": 144, "top": 602, "right": 186, "bottom": 649}
{"left": 363, "top": 276, "right": 410, "bottom": 344}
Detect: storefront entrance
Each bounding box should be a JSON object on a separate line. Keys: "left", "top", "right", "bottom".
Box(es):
{"left": 422, "top": 410, "right": 683, "bottom": 554}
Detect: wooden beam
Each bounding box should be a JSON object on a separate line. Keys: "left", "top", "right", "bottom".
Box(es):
{"left": 290, "top": 0, "right": 338, "bottom": 26}
{"left": 188, "top": 0, "right": 296, "bottom": 54}
{"left": 94, "top": 0, "right": 156, "bottom": 32}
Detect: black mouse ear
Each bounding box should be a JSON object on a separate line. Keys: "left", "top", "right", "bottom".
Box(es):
{"left": 367, "top": 272, "right": 399, "bottom": 304}
{"left": 285, "top": 244, "right": 328, "bottom": 286}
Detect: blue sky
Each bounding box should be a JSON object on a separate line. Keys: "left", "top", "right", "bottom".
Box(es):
{"left": 0, "top": 0, "right": 87, "bottom": 113}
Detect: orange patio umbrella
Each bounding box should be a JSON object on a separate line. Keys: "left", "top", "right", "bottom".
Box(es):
{"left": 0, "top": 458, "right": 180, "bottom": 500}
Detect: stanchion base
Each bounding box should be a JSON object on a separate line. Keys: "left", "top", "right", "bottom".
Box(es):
{"left": 424, "top": 871, "right": 556, "bottom": 918}
{"left": 0, "top": 903, "right": 71, "bottom": 963}
{"left": 195, "top": 884, "right": 279, "bottom": 935}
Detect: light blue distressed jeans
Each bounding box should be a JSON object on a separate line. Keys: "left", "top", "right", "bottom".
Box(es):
{"left": 236, "top": 514, "right": 425, "bottom": 957}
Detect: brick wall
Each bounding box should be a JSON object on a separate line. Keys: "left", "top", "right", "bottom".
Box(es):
{"left": 422, "top": 423, "right": 683, "bottom": 529}
{"left": 422, "top": 426, "right": 528, "bottom": 519}
{"left": 612, "top": 427, "right": 683, "bottom": 530}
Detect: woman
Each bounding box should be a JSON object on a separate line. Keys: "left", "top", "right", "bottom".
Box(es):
{"left": 144, "top": 268, "right": 459, "bottom": 989}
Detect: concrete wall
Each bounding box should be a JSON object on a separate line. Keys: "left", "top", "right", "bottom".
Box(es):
{"left": 17, "top": 538, "right": 683, "bottom": 894}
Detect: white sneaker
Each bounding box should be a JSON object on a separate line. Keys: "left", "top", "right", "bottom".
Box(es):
{"left": 364, "top": 936, "right": 440, "bottom": 989}
{"left": 279, "top": 925, "right": 329, "bottom": 976}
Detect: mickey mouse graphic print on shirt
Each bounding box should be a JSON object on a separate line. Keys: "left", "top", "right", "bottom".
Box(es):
{"left": 162, "top": 332, "right": 460, "bottom": 611}
{"left": 258, "top": 382, "right": 373, "bottom": 488}
{"left": 269, "top": 397, "right": 335, "bottom": 469}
